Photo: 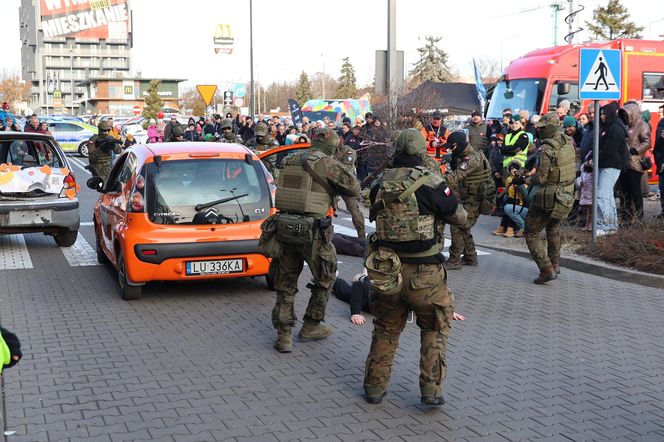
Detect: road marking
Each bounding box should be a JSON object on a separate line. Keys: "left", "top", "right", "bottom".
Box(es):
{"left": 60, "top": 235, "right": 100, "bottom": 267}
{"left": 80, "top": 221, "right": 94, "bottom": 226}
{"left": 333, "top": 225, "right": 359, "bottom": 237}
{"left": 0, "top": 234, "right": 33, "bottom": 270}
{"left": 67, "top": 156, "right": 90, "bottom": 175}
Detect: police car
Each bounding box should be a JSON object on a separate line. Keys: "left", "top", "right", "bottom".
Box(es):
{"left": 46, "top": 118, "right": 98, "bottom": 157}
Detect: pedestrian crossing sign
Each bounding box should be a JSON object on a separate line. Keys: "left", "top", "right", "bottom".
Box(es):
{"left": 579, "top": 48, "right": 621, "bottom": 100}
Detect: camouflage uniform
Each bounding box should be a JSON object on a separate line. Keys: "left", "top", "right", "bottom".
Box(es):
{"left": 444, "top": 135, "right": 492, "bottom": 267}
{"left": 267, "top": 128, "right": 360, "bottom": 352}
{"left": 219, "top": 118, "right": 242, "bottom": 143}
{"left": 335, "top": 144, "right": 365, "bottom": 240}
{"left": 363, "top": 129, "right": 468, "bottom": 405}
{"left": 523, "top": 112, "right": 576, "bottom": 284}
{"left": 246, "top": 122, "right": 279, "bottom": 175}
{"left": 88, "top": 121, "right": 122, "bottom": 182}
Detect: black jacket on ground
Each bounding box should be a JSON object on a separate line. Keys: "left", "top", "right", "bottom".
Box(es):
{"left": 369, "top": 153, "right": 459, "bottom": 264}
{"left": 598, "top": 102, "right": 628, "bottom": 170}
{"left": 333, "top": 278, "right": 371, "bottom": 315}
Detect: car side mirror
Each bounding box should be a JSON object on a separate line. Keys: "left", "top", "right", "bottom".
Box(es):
{"left": 557, "top": 82, "right": 570, "bottom": 95}
{"left": 86, "top": 176, "right": 104, "bottom": 192}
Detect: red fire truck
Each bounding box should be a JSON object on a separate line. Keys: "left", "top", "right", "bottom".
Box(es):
{"left": 486, "top": 39, "right": 664, "bottom": 183}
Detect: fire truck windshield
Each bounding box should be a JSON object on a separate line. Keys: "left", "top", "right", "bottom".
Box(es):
{"left": 486, "top": 78, "right": 545, "bottom": 119}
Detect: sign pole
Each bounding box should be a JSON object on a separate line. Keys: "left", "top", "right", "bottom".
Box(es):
{"left": 591, "top": 100, "right": 600, "bottom": 244}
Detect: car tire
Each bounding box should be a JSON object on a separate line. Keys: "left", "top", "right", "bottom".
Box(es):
{"left": 54, "top": 229, "right": 78, "bottom": 247}
{"left": 78, "top": 142, "right": 89, "bottom": 158}
{"left": 95, "top": 230, "right": 109, "bottom": 264}
{"left": 117, "top": 253, "right": 142, "bottom": 301}
{"left": 265, "top": 274, "right": 276, "bottom": 291}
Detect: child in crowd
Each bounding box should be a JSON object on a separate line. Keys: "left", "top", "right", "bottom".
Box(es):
{"left": 576, "top": 158, "right": 594, "bottom": 230}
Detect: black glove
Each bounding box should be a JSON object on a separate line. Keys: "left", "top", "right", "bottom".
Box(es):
{"left": 1, "top": 327, "right": 22, "bottom": 369}
{"left": 512, "top": 175, "right": 526, "bottom": 185}
{"left": 629, "top": 148, "right": 638, "bottom": 156}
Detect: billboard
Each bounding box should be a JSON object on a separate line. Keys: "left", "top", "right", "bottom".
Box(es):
{"left": 40, "top": 0, "right": 129, "bottom": 41}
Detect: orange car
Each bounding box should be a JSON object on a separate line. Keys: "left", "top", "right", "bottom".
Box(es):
{"left": 88, "top": 142, "right": 275, "bottom": 300}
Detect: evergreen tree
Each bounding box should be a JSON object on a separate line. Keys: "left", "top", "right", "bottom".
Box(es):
{"left": 142, "top": 80, "right": 163, "bottom": 127}
{"left": 336, "top": 57, "right": 357, "bottom": 98}
{"left": 408, "top": 36, "right": 452, "bottom": 87}
{"left": 586, "top": 0, "right": 643, "bottom": 40}
{"left": 294, "top": 71, "right": 313, "bottom": 104}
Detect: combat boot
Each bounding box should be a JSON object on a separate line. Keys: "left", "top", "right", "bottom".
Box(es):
{"left": 444, "top": 260, "right": 462, "bottom": 270}
{"left": 551, "top": 261, "right": 561, "bottom": 274}
{"left": 492, "top": 225, "right": 507, "bottom": 235}
{"left": 503, "top": 227, "right": 515, "bottom": 238}
{"left": 298, "top": 319, "right": 332, "bottom": 341}
{"left": 534, "top": 265, "right": 558, "bottom": 285}
{"left": 421, "top": 395, "right": 445, "bottom": 406}
{"left": 274, "top": 325, "right": 293, "bottom": 353}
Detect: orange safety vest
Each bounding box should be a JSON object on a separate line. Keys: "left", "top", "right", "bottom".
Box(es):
{"left": 421, "top": 124, "right": 448, "bottom": 155}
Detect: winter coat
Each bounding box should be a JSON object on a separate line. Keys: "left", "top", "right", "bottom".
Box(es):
{"left": 576, "top": 168, "right": 593, "bottom": 206}
{"left": 618, "top": 103, "right": 651, "bottom": 172}
{"left": 654, "top": 118, "right": 664, "bottom": 169}
{"left": 147, "top": 125, "right": 162, "bottom": 143}
{"left": 598, "top": 102, "right": 628, "bottom": 170}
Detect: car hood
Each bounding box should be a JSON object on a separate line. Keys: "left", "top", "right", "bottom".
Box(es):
{"left": 0, "top": 163, "right": 71, "bottom": 196}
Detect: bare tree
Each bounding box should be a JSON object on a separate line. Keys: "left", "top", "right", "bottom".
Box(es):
{"left": 473, "top": 56, "right": 501, "bottom": 83}
{"left": 0, "top": 70, "right": 31, "bottom": 112}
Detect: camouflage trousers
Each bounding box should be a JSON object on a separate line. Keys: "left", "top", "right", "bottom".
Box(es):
{"left": 271, "top": 231, "right": 337, "bottom": 328}
{"left": 338, "top": 195, "right": 366, "bottom": 240}
{"left": 448, "top": 200, "right": 480, "bottom": 263}
{"left": 91, "top": 160, "right": 113, "bottom": 182}
{"left": 524, "top": 206, "right": 562, "bottom": 271}
{"left": 364, "top": 263, "right": 454, "bottom": 398}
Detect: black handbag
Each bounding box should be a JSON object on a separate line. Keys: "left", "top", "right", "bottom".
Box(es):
{"left": 640, "top": 156, "right": 653, "bottom": 171}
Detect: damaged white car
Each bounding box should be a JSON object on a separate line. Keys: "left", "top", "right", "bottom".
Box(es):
{"left": 0, "top": 133, "right": 80, "bottom": 246}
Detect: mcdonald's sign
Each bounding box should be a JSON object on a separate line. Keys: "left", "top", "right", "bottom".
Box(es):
{"left": 213, "top": 24, "right": 234, "bottom": 55}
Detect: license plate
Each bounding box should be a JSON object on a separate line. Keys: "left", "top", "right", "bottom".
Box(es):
{"left": 8, "top": 209, "right": 53, "bottom": 225}
{"left": 185, "top": 259, "right": 244, "bottom": 276}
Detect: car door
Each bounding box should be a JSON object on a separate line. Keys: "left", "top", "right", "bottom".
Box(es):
{"left": 100, "top": 153, "right": 133, "bottom": 262}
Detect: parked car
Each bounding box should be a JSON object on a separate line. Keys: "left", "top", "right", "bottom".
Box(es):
{"left": 46, "top": 118, "right": 97, "bottom": 157}
{"left": 0, "top": 132, "right": 80, "bottom": 246}
{"left": 88, "top": 142, "right": 273, "bottom": 300}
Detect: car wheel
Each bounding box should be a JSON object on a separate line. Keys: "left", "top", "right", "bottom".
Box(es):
{"left": 265, "top": 274, "right": 276, "bottom": 291}
{"left": 54, "top": 229, "right": 78, "bottom": 247}
{"left": 117, "top": 253, "right": 142, "bottom": 300}
{"left": 95, "top": 229, "right": 109, "bottom": 264}
{"left": 78, "top": 142, "right": 89, "bottom": 158}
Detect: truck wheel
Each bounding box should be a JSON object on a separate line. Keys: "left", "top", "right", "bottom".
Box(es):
{"left": 78, "top": 142, "right": 89, "bottom": 158}
{"left": 117, "top": 253, "right": 142, "bottom": 300}
{"left": 54, "top": 229, "right": 78, "bottom": 247}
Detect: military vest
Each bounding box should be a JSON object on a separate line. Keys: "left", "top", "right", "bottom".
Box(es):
{"left": 275, "top": 149, "right": 332, "bottom": 216}
{"left": 542, "top": 134, "right": 576, "bottom": 189}
{"left": 88, "top": 135, "right": 111, "bottom": 164}
{"left": 504, "top": 130, "right": 526, "bottom": 147}
{"left": 463, "top": 146, "right": 492, "bottom": 186}
{"left": 373, "top": 167, "right": 436, "bottom": 244}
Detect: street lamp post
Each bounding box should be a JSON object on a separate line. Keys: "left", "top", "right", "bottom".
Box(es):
{"left": 249, "top": 0, "right": 255, "bottom": 118}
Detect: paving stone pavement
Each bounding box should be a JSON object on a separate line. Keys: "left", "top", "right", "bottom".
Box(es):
{"left": 1, "top": 224, "right": 664, "bottom": 441}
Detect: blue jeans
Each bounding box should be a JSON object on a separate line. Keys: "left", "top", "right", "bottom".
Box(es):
{"left": 597, "top": 167, "right": 621, "bottom": 231}
{"left": 503, "top": 204, "right": 528, "bottom": 230}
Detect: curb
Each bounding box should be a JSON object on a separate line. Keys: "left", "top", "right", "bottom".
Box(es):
{"left": 476, "top": 242, "right": 664, "bottom": 290}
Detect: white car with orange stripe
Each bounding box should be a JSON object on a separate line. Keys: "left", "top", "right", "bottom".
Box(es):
{"left": 0, "top": 132, "right": 80, "bottom": 246}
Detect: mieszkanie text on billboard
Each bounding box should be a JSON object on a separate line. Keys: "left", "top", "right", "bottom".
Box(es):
{"left": 40, "top": 0, "right": 129, "bottom": 41}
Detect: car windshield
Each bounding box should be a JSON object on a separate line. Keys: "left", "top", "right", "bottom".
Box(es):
{"left": 486, "top": 78, "right": 545, "bottom": 119}
{"left": 145, "top": 158, "right": 271, "bottom": 225}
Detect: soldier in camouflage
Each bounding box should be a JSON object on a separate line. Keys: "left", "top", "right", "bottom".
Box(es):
{"left": 443, "top": 131, "right": 493, "bottom": 270}
{"left": 87, "top": 120, "right": 123, "bottom": 182}
{"left": 219, "top": 118, "right": 242, "bottom": 143}
{"left": 266, "top": 128, "right": 360, "bottom": 353}
{"left": 363, "top": 129, "right": 467, "bottom": 406}
{"left": 515, "top": 112, "right": 576, "bottom": 284}
{"left": 335, "top": 142, "right": 366, "bottom": 241}
{"left": 246, "top": 121, "right": 279, "bottom": 175}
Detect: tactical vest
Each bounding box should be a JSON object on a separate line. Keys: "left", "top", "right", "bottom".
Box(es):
{"left": 542, "top": 134, "right": 576, "bottom": 189}
{"left": 463, "top": 147, "right": 491, "bottom": 187}
{"left": 373, "top": 167, "right": 436, "bottom": 244}
{"left": 88, "top": 135, "right": 111, "bottom": 164}
{"left": 275, "top": 150, "right": 332, "bottom": 216}
{"left": 504, "top": 130, "right": 525, "bottom": 147}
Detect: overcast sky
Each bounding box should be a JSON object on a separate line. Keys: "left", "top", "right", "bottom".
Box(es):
{"left": 1, "top": 0, "right": 661, "bottom": 91}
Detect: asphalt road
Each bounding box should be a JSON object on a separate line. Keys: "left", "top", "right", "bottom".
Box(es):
{"left": 0, "top": 154, "right": 663, "bottom": 441}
